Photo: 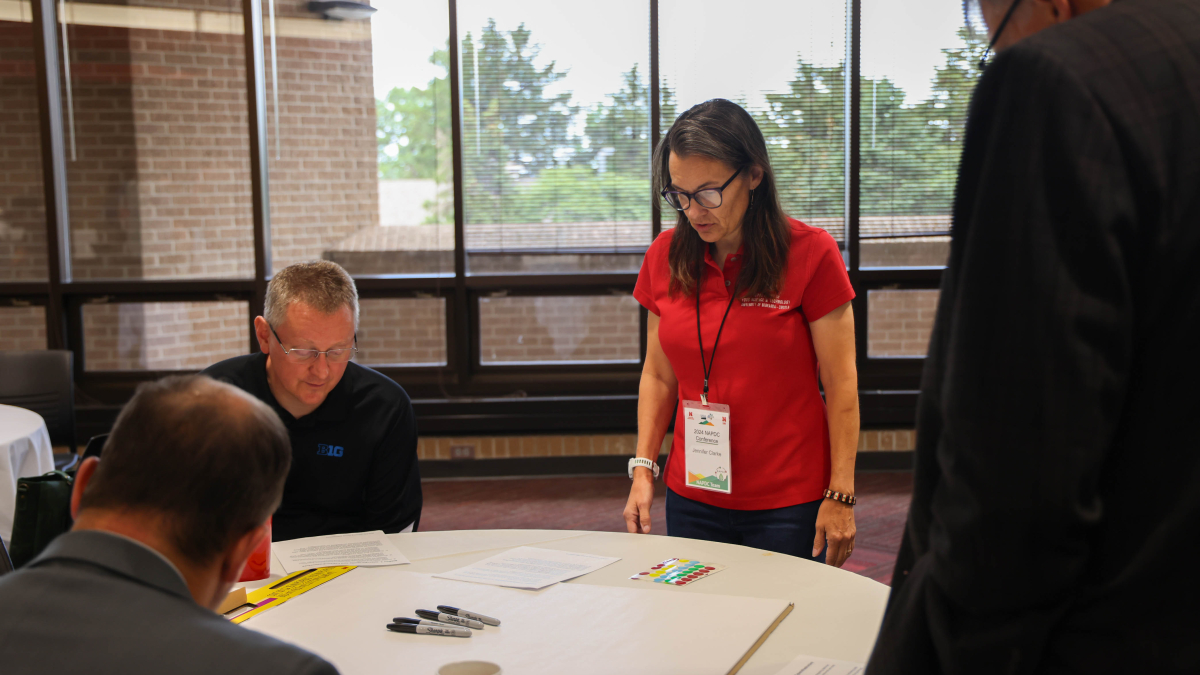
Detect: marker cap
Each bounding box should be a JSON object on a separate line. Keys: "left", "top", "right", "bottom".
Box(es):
{"left": 386, "top": 623, "right": 472, "bottom": 638}
{"left": 437, "top": 605, "right": 502, "bottom": 627}
{"left": 417, "top": 609, "right": 484, "bottom": 630}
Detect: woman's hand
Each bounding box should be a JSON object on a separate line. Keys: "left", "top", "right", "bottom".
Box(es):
{"left": 813, "top": 498, "right": 856, "bottom": 567}
{"left": 623, "top": 472, "right": 656, "bottom": 533}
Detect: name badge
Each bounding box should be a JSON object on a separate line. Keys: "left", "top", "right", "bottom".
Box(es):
{"left": 682, "top": 400, "right": 731, "bottom": 494}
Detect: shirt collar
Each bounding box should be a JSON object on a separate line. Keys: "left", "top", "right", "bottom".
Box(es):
{"left": 703, "top": 243, "right": 746, "bottom": 268}
{"left": 28, "top": 530, "right": 192, "bottom": 601}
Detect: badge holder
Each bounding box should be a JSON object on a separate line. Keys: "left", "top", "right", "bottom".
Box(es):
{"left": 682, "top": 399, "right": 731, "bottom": 494}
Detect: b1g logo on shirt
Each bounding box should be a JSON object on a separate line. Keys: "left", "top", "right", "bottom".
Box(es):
{"left": 316, "top": 444, "right": 344, "bottom": 457}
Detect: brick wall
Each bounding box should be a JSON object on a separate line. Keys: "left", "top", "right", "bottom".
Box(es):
{"left": 82, "top": 300, "right": 248, "bottom": 370}
{"left": 64, "top": 21, "right": 254, "bottom": 280}
{"left": 867, "top": 289, "right": 938, "bottom": 357}
{"left": 479, "top": 295, "right": 641, "bottom": 364}
{"left": 266, "top": 7, "right": 379, "bottom": 273}
{"left": 0, "top": 305, "right": 47, "bottom": 350}
{"left": 0, "top": 20, "right": 49, "bottom": 281}
{"left": 356, "top": 297, "right": 447, "bottom": 365}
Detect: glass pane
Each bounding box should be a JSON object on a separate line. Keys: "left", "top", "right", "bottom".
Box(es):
{"left": 0, "top": 305, "right": 47, "bottom": 350}
{"left": 859, "top": 0, "right": 982, "bottom": 268}
{"left": 867, "top": 289, "right": 938, "bottom": 357}
{"left": 83, "top": 301, "right": 249, "bottom": 371}
{"left": 268, "top": 0, "right": 454, "bottom": 276}
{"left": 458, "top": 0, "right": 652, "bottom": 275}
{"left": 660, "top": 0, "right": 849, "bottom": 251}
{"left": 860, "top": 234, "right": 951, "bottom": 268}
{"left": 0, "top": 7, "right": 49, "bottom": 280}
{"left": 356, "top": 297, "right": 447, "bottom": 366}
{"left": 479, "top": 295, "right": 640, "bottom": 365}
{"left": 62, "top": 0, "right": 255, "bottom": 280}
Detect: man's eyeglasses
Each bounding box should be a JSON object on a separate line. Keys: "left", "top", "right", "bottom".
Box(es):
{"left": 268, "top": 323, "right": 357, "bottom": 364}
{"left": 661, "top": 167, "right": 742, "bottom": 212}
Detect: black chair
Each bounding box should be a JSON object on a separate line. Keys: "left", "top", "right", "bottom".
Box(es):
{"left": 0, "top": 536, "right": 14, "bottom": 576}
{"left": 0, "top": 350, "right": 76, "bottom": 467}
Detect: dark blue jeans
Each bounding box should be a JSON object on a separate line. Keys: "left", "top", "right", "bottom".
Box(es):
{"left": 666, "top": 488, "right": 827, "bottom": 563}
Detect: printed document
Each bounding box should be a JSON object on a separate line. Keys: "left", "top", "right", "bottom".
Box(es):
{"left": 273, "top": 531, "right": 410, "bottom": 574}
{"left": 772, "top": 654, "right": 865, "bottom": 675}
{"left": 433, "top": 546, "right": 620, "bottom": 590}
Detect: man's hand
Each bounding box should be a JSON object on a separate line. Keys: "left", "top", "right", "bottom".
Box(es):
{"left": 813, "top": 498, "right": 856, "bottom": 567}
{"left": 623, "top": 471, "right": 656, "bottom": 534}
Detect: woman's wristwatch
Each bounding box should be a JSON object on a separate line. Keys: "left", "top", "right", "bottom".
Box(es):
{"left": 823, "top": 488, "right": 856, "bottom": 506}
{"left": 628, "top": 458, "right": 660, "bottom": 480}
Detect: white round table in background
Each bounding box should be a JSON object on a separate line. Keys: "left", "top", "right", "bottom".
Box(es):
{"left": 241, "top": 529, "right": 889, "bottom": 674}
{"left": 0, "top": 404, "right": 55, "bottom": 546}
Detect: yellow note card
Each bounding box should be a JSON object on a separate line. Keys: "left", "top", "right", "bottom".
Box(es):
{"left": 229, "top": 566, "right": 356, "bottom": 624}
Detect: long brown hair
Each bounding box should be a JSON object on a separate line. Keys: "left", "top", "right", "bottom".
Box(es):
{"left": 653, "top": 99, "right": 791, "bottom": 298}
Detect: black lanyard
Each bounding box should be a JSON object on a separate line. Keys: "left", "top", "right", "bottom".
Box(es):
{"left": 696, "top": 261, "right": 738, "bottom": 406}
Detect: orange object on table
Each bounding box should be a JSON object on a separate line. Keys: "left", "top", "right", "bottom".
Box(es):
{"left": 238, "top": 517, "right": 272, "bottom": 582}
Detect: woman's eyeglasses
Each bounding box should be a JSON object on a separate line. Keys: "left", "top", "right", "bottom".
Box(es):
{"left": 661, "top": 167, "right": 742, "bottom": 212}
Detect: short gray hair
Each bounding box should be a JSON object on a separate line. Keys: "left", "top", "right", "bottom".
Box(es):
{"left": 264, "top": 260, "right": 359, "bottom": 330}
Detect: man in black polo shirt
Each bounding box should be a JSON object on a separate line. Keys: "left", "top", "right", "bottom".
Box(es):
{"left": 203, "top": 261, "right": 420, "bottom": 541}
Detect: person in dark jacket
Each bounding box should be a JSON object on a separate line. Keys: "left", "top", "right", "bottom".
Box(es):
{"left": 867, "top": 1, "right": 1200, "bottom": 673}
{"left": 0, "top": 375, "right": 338, "bottom": 675}
{"left": 204, "top": 261, "right": 421, "bottom": 541}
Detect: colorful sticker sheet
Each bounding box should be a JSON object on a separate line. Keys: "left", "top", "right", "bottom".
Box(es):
{"left": 629, "top": 558, "right": 726, "bottom": 586}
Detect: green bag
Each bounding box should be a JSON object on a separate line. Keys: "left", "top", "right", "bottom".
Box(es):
{"left": 9, "top": 470, "right": 74, "bottom": 568}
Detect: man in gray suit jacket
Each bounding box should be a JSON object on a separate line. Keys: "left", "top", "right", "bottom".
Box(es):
{"left": 0, "top": 375, "right": 338, "bottom": 675}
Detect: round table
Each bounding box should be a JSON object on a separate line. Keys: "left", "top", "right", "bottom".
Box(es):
{"left": 242, "top": 529, "right": 889, "bottom": 674}
{"left": 0, "top": 404, "right": 55, "bottom": 545}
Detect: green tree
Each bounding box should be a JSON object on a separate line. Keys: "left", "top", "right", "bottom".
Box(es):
{"left": 756, "top": 60, "right": 849, "bottom": 219}
{"left": 376, "top": 46, "right": 451, "bottom": 180}
{"left": 861, "top": 27, "right": 984, "bottom": 216}
{"left": 584, "top": 65, "right": 649, "bottom": 175}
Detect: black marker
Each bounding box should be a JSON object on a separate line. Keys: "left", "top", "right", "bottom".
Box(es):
{"left": 437, "top": 605, "right": 501, "bottom": 627}
{"left": 416, "top": 608, "right": 484, "bottom": 629}
{"left": 393, "top": 616, "right": 460, "bottom": 629}
{"left": 386, "top": 622, "right": 471, "bottom": 638}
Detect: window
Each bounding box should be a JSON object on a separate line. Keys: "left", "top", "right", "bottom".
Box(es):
{"left": 4, "top": 1, "right": 978, "bottom": 428}
{"left": 457, "top": 0, "right": 652, "bottom": 275}
{"left": 83, "top": 301, "right": 249, "bottom": 371}
{"left": 266, "top": 0, "right": 454, "bottom": 276}
{"left": 0, "top": 305, "right": 47, "bottom": 350}
{"left": 479, "top": 295, "right": 640, "bottom": 365}
{"left": 356, "top": 297, "right": 448, "bottom": 366}
{"left": 859, "top": 0, "right": 981, "bottom": 268}
{"left": 867, "top": 290, "right": 938, "bottom": 358}
{"left": 659, "top": 0, "right": 850, "bottom": 251}
{"left": 0, "top": 11, "right": 49, "bottom": 281}
{"left": 61, "top": 0, "right": 256, "bottom": 280}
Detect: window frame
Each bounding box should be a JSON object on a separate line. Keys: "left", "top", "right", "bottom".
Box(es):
{"left": 7, "top": 0, "right": 948, "bottom": 431}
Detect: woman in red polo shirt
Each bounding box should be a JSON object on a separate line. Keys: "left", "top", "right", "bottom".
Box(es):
{"left": 623, "top": 99, "right": 859, "bottom": 566}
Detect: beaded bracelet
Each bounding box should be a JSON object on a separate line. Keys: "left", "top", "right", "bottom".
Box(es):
{"left": 823, "top": 488, "right": 857, "bottom": 506}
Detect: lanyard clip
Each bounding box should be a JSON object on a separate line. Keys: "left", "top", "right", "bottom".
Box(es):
{"left": 701, "top": 379, "right": 709, "bottom": 407}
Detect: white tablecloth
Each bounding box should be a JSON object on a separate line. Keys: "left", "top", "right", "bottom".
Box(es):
{"left": 241, "top": 530, "right": 890, "bottom": 674}
{"left": 0, "top": 404, "right": 55, "bottom": 546}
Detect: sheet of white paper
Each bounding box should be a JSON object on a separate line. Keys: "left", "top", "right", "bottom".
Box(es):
{"left": 432, "top": 546, "right": 620, "bottom": 589}
{"left": 772, "top": 653, "right": 865, "bottom": 675}
{"left": 273, "top": 531, "right": 410, "bottom": 574}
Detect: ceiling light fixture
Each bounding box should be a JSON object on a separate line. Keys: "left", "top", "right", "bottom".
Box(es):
{"left": 306, "top": 0, "right": 377, "bottom": 21}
